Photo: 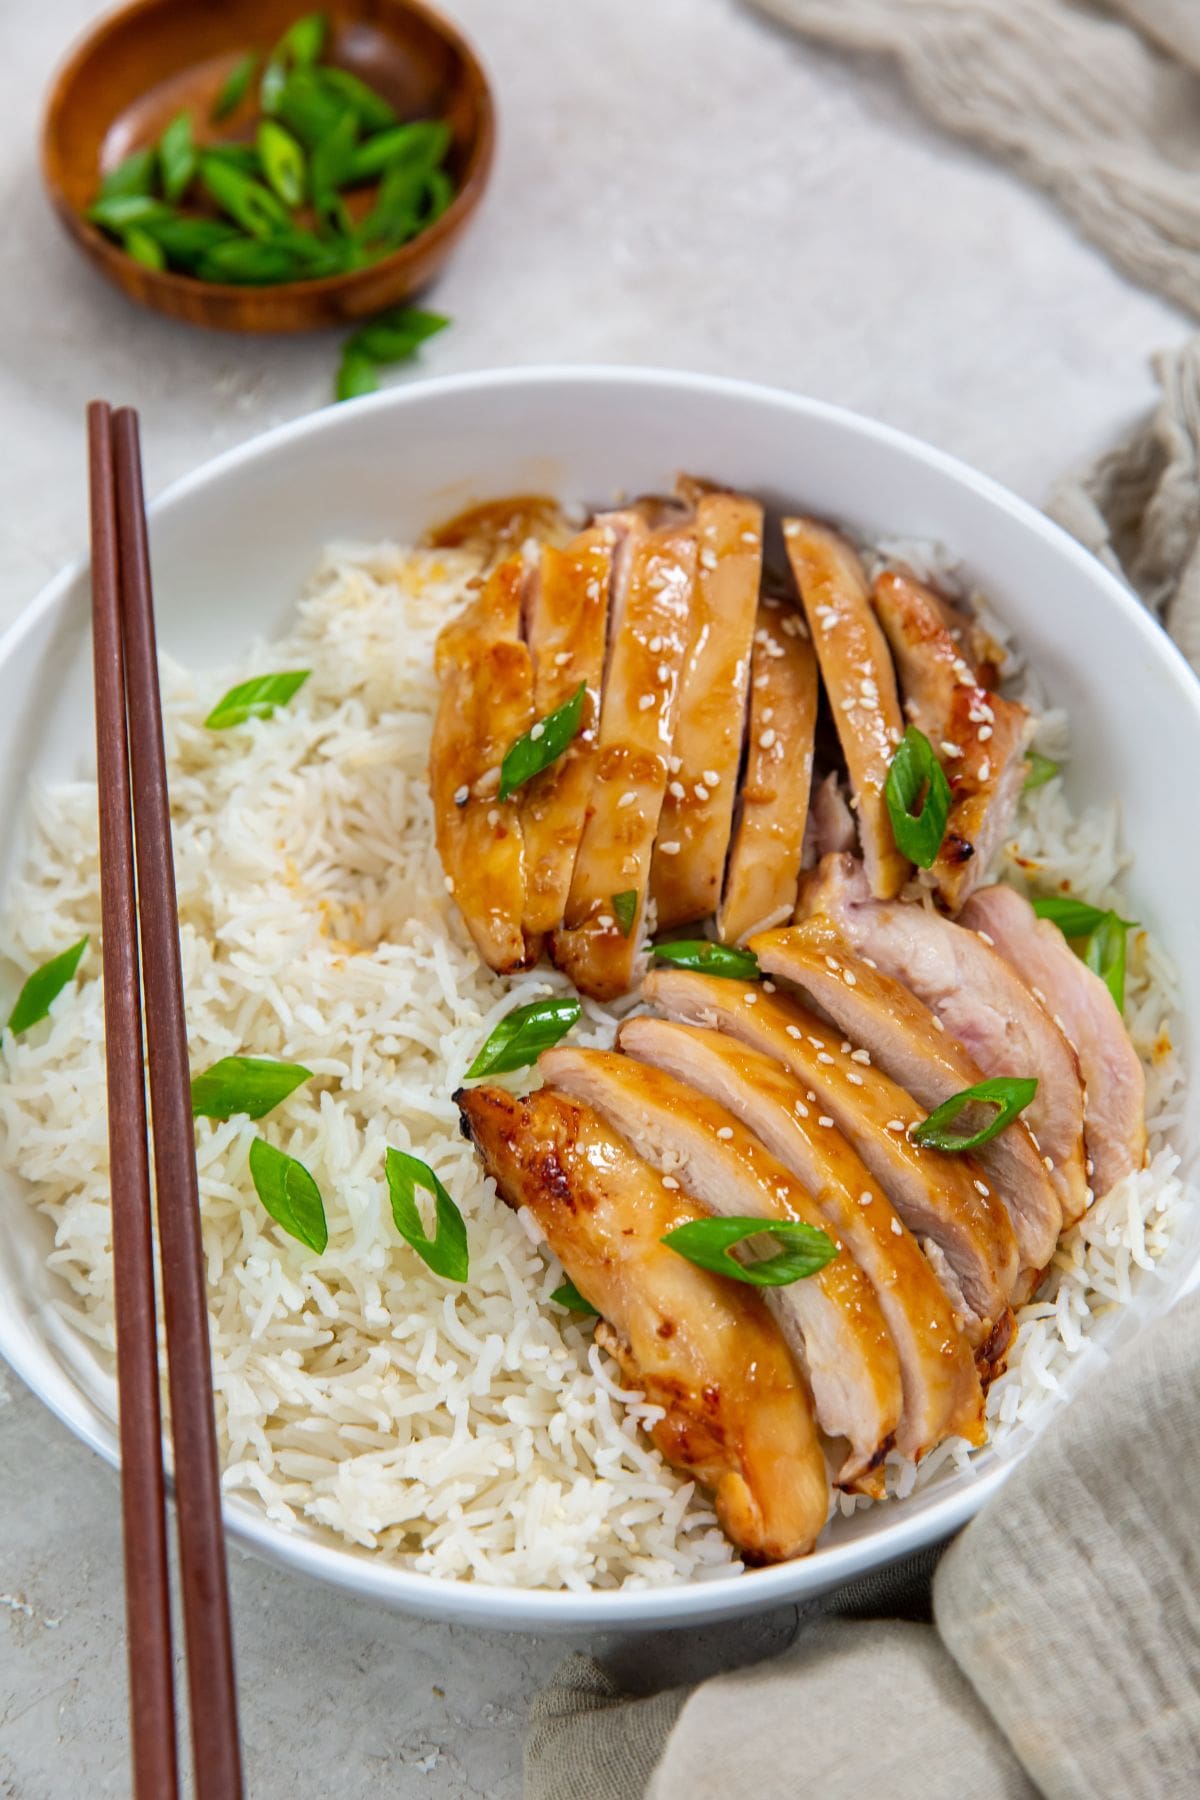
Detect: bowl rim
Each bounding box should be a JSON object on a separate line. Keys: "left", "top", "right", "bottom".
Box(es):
{"left": 38, "top": 0, "right": 496, "bottom": 309}
{"left": 4, "top": 363, "right": 1200, "bottom": 1628}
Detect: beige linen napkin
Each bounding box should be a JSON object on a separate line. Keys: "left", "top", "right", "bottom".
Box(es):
{"left": 527, "top": 1296, "right": 1200, "bottom": 1798}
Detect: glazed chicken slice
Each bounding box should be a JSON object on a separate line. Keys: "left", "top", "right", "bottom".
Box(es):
{"left": 430, "top": 555, "right": 539, "bottom": 973}
{"left": 458, "top": 1084, "right": 828, "bottom": 1561}
{"left": 550, "top": 514, "right": 696, "bottom": 999}
{"left": 619, "top": 1016, "right": 984, "bottom": 1458}
{"left": 872, "top": 568, "right": 1035, "bottom": 911}
{"left": 717, "top": 597, "right": 818, "bottom": 944}
{"left": 519, "top": 527, "right": 614, "bottom": 936}
{"left": 751, "top": 917, "right": 1063, "bottom": 1278}
{"left": 650, "top": 490, "right": 761, "bottom": 930}
{"left": 801, "top": 855, "right": 1090, "bottom": 1224}
{"left": 783, "top": 519, "right": 909, "bottom": 899}
{"left": 642, "top": 969, "right": 1018, "bottom": 1358}
{"left": 961, "top": 884, "right": 1146, "bottom": 1196}
{"left": 540, "top": 1047, "right": 902, "bottom": 1493}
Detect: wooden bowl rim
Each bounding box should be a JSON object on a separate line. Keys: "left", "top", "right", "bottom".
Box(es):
{"left": 39, "top": 0, "right": 495, "bottom": 312}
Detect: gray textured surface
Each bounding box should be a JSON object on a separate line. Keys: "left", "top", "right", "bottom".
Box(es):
{"left": 0, "top": 0, "right": 1188, "bottom": 1793}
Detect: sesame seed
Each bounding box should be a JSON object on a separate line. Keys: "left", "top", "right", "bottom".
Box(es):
{"left": 659, "top": 841, "right": 681, "bottom": 856}
{"left": 974, "top": 1180, "right": 990, "bottom": 1197}
{"left": 886, "top": 1119, "right": 906, "bottom": 1133}
{"left": 859, "top": 1192, "right": 873, "bottom": 1206}
{"left": 941, "top": 741, "right": 963, "bottom": 759}
{"left": 794, "top": 1099, "right": 809, "bottom": 1117}
{"left": 817, "top": 1051, "right": 834, "bottom": 1065}
{"left": 786, "top": 1026, "right": 802, "bottom": 1039}
{"left": 759, "top": 729, "right": 777, "bottom": 750}
{"left": 716, "top": 1125, "right": 733, "bottom": 1140}
{"left": 754, "top": 675, "right": 769, "bottom": 690}
{"left": 743, "top": 992, "right": 759, "bottom": 1005}
{"left": 932, "top": 1016, "right": 945, "bottom": 1032}
{"left": 977, "top": 930, "right": 995, "bottom": 947}
{"left": 649, "top": 636, "right": 663, "bottom": 654}
{"left": 530, "top": 722, "right": 545, "bottom": 741}
{"left": 840, "top": 1042, "right": 851, "bottom": 1054}
{"left": 862, "top": 956, "right": 878, "bottom": 969}
{"left": 668, "top": 782, "right": 685, "bottom": 800}
{"left": 638, "top": 694, "right": 655, "bottom": 711}
{"left": 783, "top": 520, "right": 800, "bottom": 537}
{"left": 824, "top": 955, "right": 840, "bottom": 971}
{"left": 662, "top": 1175, "right": 680, "bottom": 1190}
{"left": 851, "top": 1048, "right": 871, "bottom": 1064}
{"left": 890, "top": 1218, "right": 903, "bottom": 1236}
{"left": 763, "top": 980, "right": 776, "bottom": 993}
{"left": 657, "top": 664, "right": 670, "bottom": 684}
{"left": 740, "top": 530, "right": 758, "bottom": 545}
{"left": 843, "top": 969, "right": 857, "bottom": 986}
{"left": 444, "top": 875, "right": 455, "bottom": 893}
{"left": 596, "top": 914, "right": 614, "bottom": 930}
{"left": 979, "top": 758, "right": 991, "bottom": 781}
{"left": 807, "top": 1036, "right": 825, "bottom": 1050}
{"left": 818, "top": 1115, "right": 834, "bottom": 1128}
{"left": 978, "top": 724, "right": 993, "bottom": 741}
{"left": 762, "top": 707, "right": 774, "bottom": 724}
{"left": 695, "top": 784, "right": 710, "bottom": 801}
{"left": 668, "top": 755, "right": 682, "bottom": 773}
{"left": 806, "top": 1091, "right": 817, "bottom": 1103}
{"left": 700, "top": 548, "right": 718, "bottom": 571}
{"left": 453, "top": 784, "right": 469, "bottom": 806}
{"left": 554, "top": 651, "right": 572, "bottom": 666}
{"left": 1032, "top": 986, "right": 1047, "bottom": 1004}
{"left": 487, "top": 808, "right": 500, "bottom": 827}
{"left": 1043, "top": 1155, "right": 1055, "bottom": 1172}
{"left": 847, "top": 1072, "right": 864, "bottom": 1086}
{"left": 618, "top": 792, "right": 638, "bottom": 809}
{"left": 704, "top": 769, "right": 720, "bottom": 786}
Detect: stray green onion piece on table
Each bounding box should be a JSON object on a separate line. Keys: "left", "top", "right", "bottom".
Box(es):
{"left": 910, "top": 1076, "right": 1038, "bottom": 1153}
{"left": 661, "top": 1216, "right": 838, "bottom": 1287}
{"left": 465, "top": 996, "right": 582, "bottom": 1079}
{"left": 333, "top": 307, "right": 450, "bottom": 403}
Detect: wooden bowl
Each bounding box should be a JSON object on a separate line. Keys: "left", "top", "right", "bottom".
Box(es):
{"left": 40, "top": 0, "right": 495, "bottom": 333}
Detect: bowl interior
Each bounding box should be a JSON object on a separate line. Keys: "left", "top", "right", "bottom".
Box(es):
{"left": 2, "top": 369, "right": 1198, "bottom": 1630}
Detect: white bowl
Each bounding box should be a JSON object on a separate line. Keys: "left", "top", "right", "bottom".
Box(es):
{"left": 2, "top": 367, "right": 1198, "bottom": 1632}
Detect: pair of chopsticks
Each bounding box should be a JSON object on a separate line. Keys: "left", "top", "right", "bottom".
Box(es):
{"left": 88, "top": 403, "right": 243, "bottom": 1800}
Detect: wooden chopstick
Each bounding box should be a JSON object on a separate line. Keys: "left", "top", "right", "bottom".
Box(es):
{"left": 88, "top": 401, "right": 179, "bottom": 1800}
{"left": 90, "top": 402, "right": 244, "bottom": 1799}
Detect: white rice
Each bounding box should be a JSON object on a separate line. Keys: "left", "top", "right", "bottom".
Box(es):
{"left": 0, "top": 539, "right": 1189, "bottom": 1585}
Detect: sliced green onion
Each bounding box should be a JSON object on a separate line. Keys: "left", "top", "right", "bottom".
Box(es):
{"left": 276, "top": 67, "right": 351, "bottom": 148}
{"left": 421, "top": 167, "right": 455, "bottom": 225}
{"left": 272, "top": 10, "right": 328, "bottom": 69}
{"left": 1084, "top": 911, "right": 1130, "bottom": 1012}
{"left": 347, "top": 307, "right": 449, "bottom": 362}
{"left": 139, "top": 215, "right": 241, "bottom": 271}
{"left": 344, "top": 120, "right": 450, "bottom": 184}
{"left": 884, "top": 725, "right": 952, "bottom": 867}
{"left": 650, "top": 941, "right": 759, "bottom": 981}
{"left": 199, "top": 156, "right": 291, "bottom": 237}
{"left": 191, "top": 1056, "right": 312, "bottom": 1121}
{"left": 550, "top": 1277, "right": 598, "bottom": 1316}
{"left": 385, "top": 1148, "right": 468, "bottom": 1281}
{"left": 309, "top": 107, "right": 360, "bottom": 197}
{"left": 465, "top": 996, "right": 582, "bottom": 1078}
{"left": 87, "top": 195, "right": 173, "bottom": 233}
{"left": 212, "top": 52, "right": 259, "bottom": 122}
{"left": 498, "top": 684, "right": 586, "bottom": 803}
{"left": 257, "top": 120, "right": 307, "bottom": 208}
{"left": 205, "top": 670, "right": 310, "bottom": 728}
{"left": 661, "top": 1216, "right": 838, "bottom": 1287}
{"left": 1023, "top": 751, "right": 1059, "bottom": 792}
{"left": 123, "top": 225, "right": 166, "bottom": 270}
{"left": 6, "top": 937, "right": 88, "bottom": 1036}
{"left": 199, "top": 143, "right": 263, "bottom": 178}
{"left": 335, "top": 346, "right": 378, "bottom": 401}
{"left": 158, "top": 111, "right": 196, "bottom": 204}
{"left": 611, "top": 890, "right": 638, "bottom": 939}
{"left": 1032, "top": 896, "right": 1135, "bottom": 938}
{"left": 318, "top": 67, "right": 398, "bottom": 133}
{"left": 911, "top": 1077, "right": 1038, "bottom": 1153}
{"left": 249, "top": 1139, "right": 328, "bottom": 1253}
{"left": 356, "top": 158, "right": 425, "bottom": 251}
{"left": 98, "top": 147, "right": 158, "bottom": 202}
